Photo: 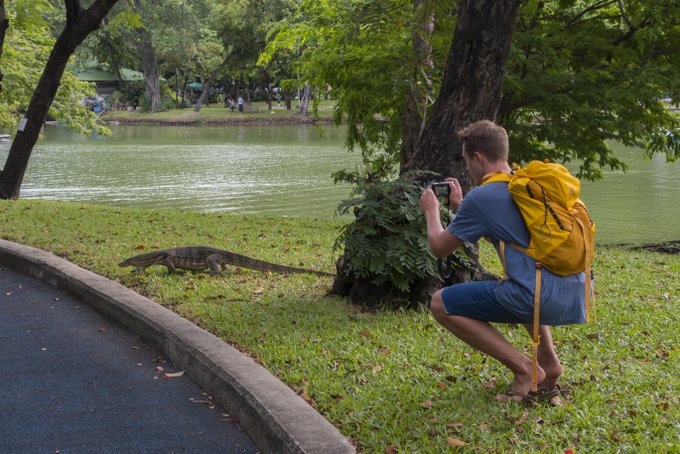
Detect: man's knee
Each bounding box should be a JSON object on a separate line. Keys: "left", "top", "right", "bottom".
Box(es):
{"left": 429, "top": 290, "right": 448, "bottom": 320}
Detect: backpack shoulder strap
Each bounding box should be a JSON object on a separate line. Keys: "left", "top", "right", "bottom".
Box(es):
{"left": 481, "top": 172, "right": 512, "bottom": 185}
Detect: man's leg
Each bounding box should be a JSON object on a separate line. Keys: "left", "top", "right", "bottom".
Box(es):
{"left": 522, "top": 324, "right": 563, "bottom": 390}
{"left": 430, "top": 290, "right": 545, "bottom": 398}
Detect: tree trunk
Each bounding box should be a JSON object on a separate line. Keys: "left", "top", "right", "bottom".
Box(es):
{"left": 0, "top": 0, "right": 121, "bottom": 200}
{"left": 138, "top": 35, "right": 162, "bottom": 111}
{"left": 399, "top": 0, "right": 435, "bottom": 174}
{"left": 263, "top": 70, "right": 272, "bottom": 111}
{"left": 133, "top": 0, "right": 162, "bottom": 112}
{"left": 404, "top": 0, "right": 521, "bottom": 193}
{"left": 194, "top": 59, "right": 228, "bottom": 112}
{"left": 334, "top": 0, "right": 521, "bottom": 305}
{"left": 180, "top": 73, "right": 188, "bottom": 108}
{"left": 285, "top": 91, "right": 292, "bottom": 110}
{"left": 0, "top": 0, "right": 8, "bottom": 98}
{"left": 299, "top": 84, "right": 312, "bottom": 116}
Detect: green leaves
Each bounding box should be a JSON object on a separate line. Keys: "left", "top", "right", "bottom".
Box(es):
{"left": 502, "top": 0, "right": 680, "bottom": 178}
{"left": 0, "top": 0, "right": 110, "bottom": 136}
{"left": 335, "top": 173, "right": 454, "bottom": 295}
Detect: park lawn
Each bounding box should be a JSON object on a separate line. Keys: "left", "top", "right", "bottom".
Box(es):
{"left": 0, "top": 199, "right": 677, "bottom": 453}
{"left": 102, "top": 103, "right": 335, "bottom": 124}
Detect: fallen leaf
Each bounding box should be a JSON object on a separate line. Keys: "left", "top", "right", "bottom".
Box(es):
{"left": 517, "top": 410, "right": 529, "bottom": 425}
{"left": 483, "top": 379, "right": 497, "bottom": 389}
{"left": 422, "top": 400, "right": 433, "bottom": 409}
{"left": 610, "top": 431, "right": 620, "bottom": 442}
{"left": 445, "top": 422, "right": 463, "bottom": 429}
{"left": 479, "top": 423, "right": 492, "bottom": 432}
{"left": 253, "top": 288, "right": 264, "bottom": 295}
{"left": 359, "top": 330, "right": 370, "bottom": 337}
{"left": 372, "top": 364, "right": 382, "bottom": 374}
{"left": 656, "top": 351, "right": 669, "bottom": 360}
{"left": 436, "top": 382, "right": 446, "bottom": 389}
{"left": 550, "top": 395, "right": 564, "bottom": 407}
{"left": 190, "top": 399, "right": 215, "bottom": 409}
{"left": 135, "top": 244, "right": 145, "bottom": 250}
{"left": 427, "top": 428, "right": 441, "bottom": 437}
{"left": 385, "top": 444, "right": 398, "bottom": 454}
{"left": 163, "top": 371, "right": 185, "bottom": 378}
{"left": 447, "top": 437, "right": 467, "bottom": 447}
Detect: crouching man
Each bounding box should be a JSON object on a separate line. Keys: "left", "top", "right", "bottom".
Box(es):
{"left": 419, "top": 120, "right": 586, "bottom": 402}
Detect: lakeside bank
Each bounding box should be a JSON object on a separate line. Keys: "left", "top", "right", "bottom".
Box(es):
{"left": 101, "top": 105, "right": 335, "bottom": 126}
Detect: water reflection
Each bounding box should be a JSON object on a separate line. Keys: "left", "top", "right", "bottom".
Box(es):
{"left": 1, "top": 124, "right": 678, "bottom": 244}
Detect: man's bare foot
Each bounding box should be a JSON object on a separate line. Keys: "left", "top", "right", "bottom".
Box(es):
{"left": 538, "top": 361, "right": 563, "bottom": 391}
{"left": 496, "top": 362, "right": 546, "bottom": 402}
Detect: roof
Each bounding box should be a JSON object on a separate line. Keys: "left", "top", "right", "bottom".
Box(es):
{"left": 76, "top": 68, "right": 144, "bottom": 82}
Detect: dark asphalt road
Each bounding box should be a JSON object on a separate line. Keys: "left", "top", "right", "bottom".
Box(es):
{"left": 0, "top": 265, "right": 259, "bottom": 453}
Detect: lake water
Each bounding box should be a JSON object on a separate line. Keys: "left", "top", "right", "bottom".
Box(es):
{"left": 1, "top": 124, "right": 678, "bottom": 244}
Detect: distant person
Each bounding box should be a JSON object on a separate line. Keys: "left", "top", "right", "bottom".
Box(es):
{"left": 237, "top": 96, "right": 244, "bottom": 113}
{"left": 228, "top": 98, "right": 235, "bottom": 112}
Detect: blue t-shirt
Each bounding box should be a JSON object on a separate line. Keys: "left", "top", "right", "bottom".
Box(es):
{"left": 447, "top": 182, "right": 586, "bottom": 325}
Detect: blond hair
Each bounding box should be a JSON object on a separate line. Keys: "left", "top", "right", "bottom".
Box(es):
{"left": 457, "top": 120, "right": 509, "bottom": 162}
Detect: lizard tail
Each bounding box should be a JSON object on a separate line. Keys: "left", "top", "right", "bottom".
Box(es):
{"left": 228, "top": 252, "right": 333, "bottom": 277}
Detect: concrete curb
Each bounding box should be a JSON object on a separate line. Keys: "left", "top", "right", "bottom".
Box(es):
{"left": 0, "top": 239, "right": 355, "bottom": 454}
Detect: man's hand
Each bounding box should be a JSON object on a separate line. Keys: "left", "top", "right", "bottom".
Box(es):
{"left": 420, "top": 181, "right": 464, "bottom": 258}
{"left": 419, "top": 187, "right": 440, "bottom": 214}
{"left": 444, "top": 177, "right": 463, "bottom": 212}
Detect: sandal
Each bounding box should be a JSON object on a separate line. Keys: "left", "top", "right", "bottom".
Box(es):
{"left": 538, "top": 383, "right": 570, "bottom": 397}
{"left": 496, "top": 388, "right": 560, "bottom": 404}
{"left": 495, "top": 391, "right": 537, "bottom": 404}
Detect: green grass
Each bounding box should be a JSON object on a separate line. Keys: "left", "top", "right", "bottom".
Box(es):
{"left": 102, "top": 103, "right": 335, "bottom": 124}
{"left": 1, "top": 199, "right": 678, "bottom": 452}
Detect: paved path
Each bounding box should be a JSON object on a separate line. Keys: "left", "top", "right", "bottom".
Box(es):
{"left": 0, "top": 265, "right": 259, "bottom": 453}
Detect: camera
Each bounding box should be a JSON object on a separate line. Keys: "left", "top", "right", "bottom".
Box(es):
{"left": 429, "top": 182, "right": 450, "bottom": 199}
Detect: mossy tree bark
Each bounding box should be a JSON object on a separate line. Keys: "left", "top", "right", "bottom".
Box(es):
{"left": 404, "top": 0, "right": 521, "bottom": 191}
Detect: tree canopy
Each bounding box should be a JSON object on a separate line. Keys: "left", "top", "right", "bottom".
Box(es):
{"left": 264, "top": 0, "right": 680, "bottom": 181}
{"left": 0, "top": 0, "right": 104, "bottom": 135}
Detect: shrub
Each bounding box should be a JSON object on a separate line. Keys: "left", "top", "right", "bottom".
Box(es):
{"left": 335, "top": 174, "right": 452, "bottom": 300}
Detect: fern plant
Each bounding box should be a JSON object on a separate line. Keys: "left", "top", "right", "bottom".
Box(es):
{"left": 334, "top": 173, "right": 452, "bottom": 297}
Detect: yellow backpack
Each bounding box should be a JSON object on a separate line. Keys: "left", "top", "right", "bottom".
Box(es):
{"left": 482, "top": 160, "right": 596, "bottom": 392}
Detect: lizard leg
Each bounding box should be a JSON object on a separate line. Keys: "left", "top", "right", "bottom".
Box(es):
{"left": 162, "top": 257, "right": 176, "bottom": 274}
{"left": 207, "top": 255, "right": 222, "bottom": 275}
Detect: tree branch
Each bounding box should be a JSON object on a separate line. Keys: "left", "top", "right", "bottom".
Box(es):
{"left": 64, "top": 0, "right": 82, "bottom": 26}
{"left": 566, "top": 0, "right": 616, "bottom": 27}
{"left": 617, "top": 0, "right": 633, "bottom": 28}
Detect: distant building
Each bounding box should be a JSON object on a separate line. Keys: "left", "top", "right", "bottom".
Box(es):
{"left": 75, "top": 68, "right": 144, "bottom": 95}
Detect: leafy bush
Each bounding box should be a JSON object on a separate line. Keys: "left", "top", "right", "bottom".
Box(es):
{"left": 118, "top": 80, "right": 146, "bottom": 106}
{"left": 335, "top": 174, "right": 447, "bottom": 293}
